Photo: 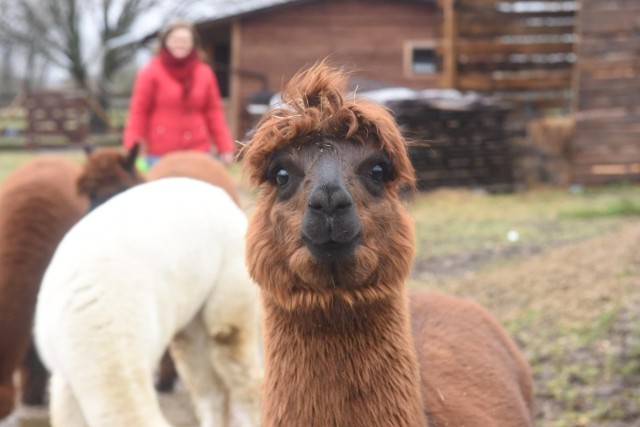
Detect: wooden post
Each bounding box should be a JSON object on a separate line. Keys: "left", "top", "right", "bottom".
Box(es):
{"left": 570, "top": 0, "right": 582, "bottom": 116}
{"left": 230, "top": 19, "right": 242, "bottom": 143}
{"left": 441, "top": 0, "right": 457, "bottom": 88}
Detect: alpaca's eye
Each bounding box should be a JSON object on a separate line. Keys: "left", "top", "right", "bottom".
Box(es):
{"left": 370, "top": 164, "right": 385, "bottom": 182}
{"left": 276, "top": 168, "right": 290, "bottom": 186}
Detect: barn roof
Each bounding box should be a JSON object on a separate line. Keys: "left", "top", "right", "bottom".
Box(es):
{"left": 191, "top": 0, "right": 305, "bottom": 25}
{"left": 191, "top": 0, "right": 437, "bottom": 26}
{"left": 111, "top": 0, "right": 437, "bottom": 49}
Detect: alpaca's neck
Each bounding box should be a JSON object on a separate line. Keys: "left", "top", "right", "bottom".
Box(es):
{"left": 262, "top": 288, "right": 426, "bottom": 427}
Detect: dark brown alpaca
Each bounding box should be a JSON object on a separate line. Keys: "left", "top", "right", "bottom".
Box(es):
{"left": 79, "top": 145, "right": 240, "bottom": 209}
{"left": 0, "top": 157, "right": 88, "bottom": 419}
{"left": 242, "top": 63, "right": 534, "bottom": 427}
{"left": 77, "top": 144, "right": 143, "bottom": 209}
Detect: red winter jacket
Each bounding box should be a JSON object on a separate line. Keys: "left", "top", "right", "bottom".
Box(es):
{"left": 123, "top": 57, "right": 233, "bottom": 156}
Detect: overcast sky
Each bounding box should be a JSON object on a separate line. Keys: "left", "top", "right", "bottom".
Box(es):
{"left": 44, "top": 0, "right": 290, "bottom": 83}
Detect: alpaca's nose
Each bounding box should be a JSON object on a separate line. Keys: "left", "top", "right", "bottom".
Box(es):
{"left": 307, "top": 182, "right": 353, "bottom": 217}
{"left": 301, "top": 155, "right": 362, "bottom": 261}
{"left": 307, "top": 154, "right": 353, "bottom": 217}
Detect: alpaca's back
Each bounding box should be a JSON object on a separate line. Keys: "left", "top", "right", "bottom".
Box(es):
{"left": 409, "top": 290, "right": 535, "bottom": 427}
{"left": 0, "top": 157, "right": 87, "bottom": 297}
{"left": 36, "top": 177, "right": 247, "bottom": 370}
{"left": 146, "top": 151, "right": 241, "bottom": 206}
{"left": 34, "top": 178, "right": 257, "bottom": 426}
{"left": 0, "top": 157, "right": 88, "bottom": 417}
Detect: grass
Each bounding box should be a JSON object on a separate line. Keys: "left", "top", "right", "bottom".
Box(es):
{"left": 409, "top": 185, "right": 640, "bottom": 265}
{"left": 563, "top": 197, "right": 640, "bottom": 219}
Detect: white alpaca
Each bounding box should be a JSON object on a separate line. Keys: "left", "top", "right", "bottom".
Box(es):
{"left": 34, "top": 178, "right": 261, "bottom": 427}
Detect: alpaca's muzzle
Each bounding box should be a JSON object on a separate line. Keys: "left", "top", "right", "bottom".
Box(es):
{"left": 301, "top": 154, "right": 362, "bottom": 262}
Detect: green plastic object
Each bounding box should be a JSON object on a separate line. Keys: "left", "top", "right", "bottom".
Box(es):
{"left": 135, "top": 157, "right": 149, "bottom": 173}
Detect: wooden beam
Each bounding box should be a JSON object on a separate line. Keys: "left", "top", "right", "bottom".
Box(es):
{"left": 441, "top": 0, "right": 457, "bottom": 88}
{"left": 457, "top": 5, "right": 575, "bottom": 19}
{"left": 581, "top": 10, "right": 640, "bottom": 35}
{"left": 457, "top": 70, "right": 572, "bottom": 90}
{"left": 570, "top": 0, "right": 582, "bottom": 115}
{"left": 581, "top": 0, "right": 640, "bottom": 11}
{"left": 456, "top": 12, "right": 574, "bottom": 38}
{"left": 457, "top": 40, "right": 574, "bottom": 55}
{"left": 459, "top": 0, "right": 577, "bottom": 6}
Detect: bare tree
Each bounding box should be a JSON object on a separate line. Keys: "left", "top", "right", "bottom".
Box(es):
{"left": 2, "top": 0, "right": 90, "bottom": 88}
{"left": 0, "top": 0, "right": 211, "bottom": 95}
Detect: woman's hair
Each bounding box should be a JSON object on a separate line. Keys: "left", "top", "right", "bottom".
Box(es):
{"left": 157, "top": 19, "right": 206, "bottom": 60}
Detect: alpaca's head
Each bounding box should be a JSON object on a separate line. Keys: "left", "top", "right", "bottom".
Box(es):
{"left": 77, "top": 143, "right": 144, "bottom": 209}
{"left": 242, "top": 63, "right": 416, "bottom": 310}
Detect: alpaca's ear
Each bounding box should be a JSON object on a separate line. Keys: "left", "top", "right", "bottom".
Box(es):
{"left": 123, "top": 142, "right": 140, "bottom": 171}
{"left": 83, "top": 144, "right": 96, "bottom": 157}
{"left": 76, "top": 173, "right": 92, "bottom": 198}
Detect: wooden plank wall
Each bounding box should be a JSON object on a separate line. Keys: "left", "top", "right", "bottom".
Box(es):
{"left": 236, "top": 0, "right": 439, "bottom": 136}
{"left": 454, "top": 0, "right": 577, "bottom": 117}
{"left": 570, "top": 0, "right": 640, "bottom": 184}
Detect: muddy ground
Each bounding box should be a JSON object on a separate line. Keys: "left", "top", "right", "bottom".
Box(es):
{"left": 412, "top": 221, "right": 640, "bottom": 427}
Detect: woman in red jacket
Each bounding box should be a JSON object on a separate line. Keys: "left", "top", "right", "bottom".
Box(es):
{"left": 123, "top": 20, "right": 234, "bottom": 168}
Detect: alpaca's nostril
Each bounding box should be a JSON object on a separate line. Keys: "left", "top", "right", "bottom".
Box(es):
{"left": 308, "top": 197, "right": 325, "bottom": 212}
{"left": 334, "top": 198, "right": 352, "bottom": 212}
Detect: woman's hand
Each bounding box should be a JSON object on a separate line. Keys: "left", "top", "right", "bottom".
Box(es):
{"left": 219, "top": 151, "right": 235, "bottom": 166}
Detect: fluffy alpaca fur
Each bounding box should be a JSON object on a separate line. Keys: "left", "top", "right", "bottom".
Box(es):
{"left": 77, "top": 147, "right": 243, "bottom": 393}
{"left": 410, "top": 290, "right": 534, "bottom": 425}
{"left": 241, "top": 62, "right": 534, "bottom": 427}
{"left": 34, "top": 178, "right": 261, "bottom": 427}
{"left": 0, "top": 157, "right": 88, "bottom": 419}
{"left": 77, "top": 144, "right": 143, "bottom": 209}
{"left": 147, "top": 151, "right": 241, "bottom": 206}
{"left": 148, "top": 152, "right": 241, "bottom": 392}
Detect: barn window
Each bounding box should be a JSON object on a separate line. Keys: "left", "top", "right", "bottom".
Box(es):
{"left": 412, "top": 48, "right": 438, "bottom": 74}
{"left": 404, "top": 41, "right": 441, "bottom": 78}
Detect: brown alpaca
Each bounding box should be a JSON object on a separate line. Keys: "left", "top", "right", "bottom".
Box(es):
{"left": 242, "top": 63, "right": 534, "bottom": 427}
{"left": 0, "top": 157, "right": 88, "bottom": 419}
{"left": 77, "top": 144, "right": 144, "bottom": 209}
{"left": 410, "top": 291, "right": 534, "bottom": 425}
{"left": 147, "top": 151, "right": 241, "bottom": 206}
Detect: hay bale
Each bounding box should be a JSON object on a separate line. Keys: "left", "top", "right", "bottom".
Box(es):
{"left": 514, "top": 116, "right": 574, "bottom": 187}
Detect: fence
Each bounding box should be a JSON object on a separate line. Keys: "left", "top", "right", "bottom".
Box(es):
{"left": 24, "top": 90, "right": 90, "bottom": 148}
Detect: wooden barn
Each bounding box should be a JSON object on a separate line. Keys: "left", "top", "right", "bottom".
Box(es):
{"left": 195, "top": 0, "right": 439, "bottom": 138}
{"left": 569, "top": 0, "right": 640, "bottom": 185}
{"left": 192, "top": 0, "right": 578, "bottom": 139}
